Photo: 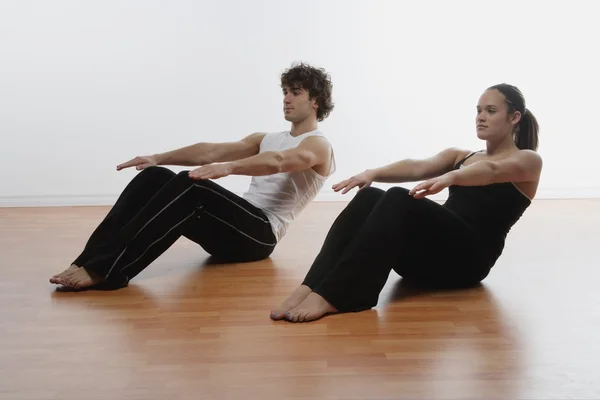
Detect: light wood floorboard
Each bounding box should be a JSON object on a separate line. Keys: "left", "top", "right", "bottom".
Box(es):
{"left": 1, "top": 200, "right": 599, "bottom": 399}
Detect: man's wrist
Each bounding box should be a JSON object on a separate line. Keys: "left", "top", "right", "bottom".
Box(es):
{"left": 228, "top": 161, "right": 241, "bottom": 175}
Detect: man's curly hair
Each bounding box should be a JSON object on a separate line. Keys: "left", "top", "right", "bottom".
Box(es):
{"left": 280, "top": 62, "right": 334, "bottom": 122}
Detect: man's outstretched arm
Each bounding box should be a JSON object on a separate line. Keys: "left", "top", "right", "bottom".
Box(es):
{"left": 117, "top": 133, "right": 266, "bottom": 170}
{"left": 188, "top": 136, "right": 332, "bottom": 180}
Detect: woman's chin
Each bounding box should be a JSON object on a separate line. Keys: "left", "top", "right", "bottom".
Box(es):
{"left": 476, "top": 130, "right": 492, "bottom": 140}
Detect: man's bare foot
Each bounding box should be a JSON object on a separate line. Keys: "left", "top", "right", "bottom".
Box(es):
{"left": 270, "top": 285, "right": 312, "bottom": 320}
{"left": 49, "top": 264, "right": 79, "bottom": 285}
{"left": 55, "top": 267, "right": 104, "bottom": 289}
{"left": 284, "top": 292, "right": 338, "bottom": 323}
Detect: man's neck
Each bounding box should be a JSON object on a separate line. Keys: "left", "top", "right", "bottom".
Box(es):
{"left": 290, "top": 118, "right": 318, "bottom": 137}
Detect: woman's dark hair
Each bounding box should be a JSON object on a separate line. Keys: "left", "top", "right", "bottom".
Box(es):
{"left": 280, "top": 62, "right": 334, "bottom": 122}
{"left": 488, "top": 83, "right": 539, "bottom": 151}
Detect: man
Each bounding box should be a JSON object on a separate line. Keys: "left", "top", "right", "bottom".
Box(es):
{"left": 50, "top": 62, "right": 336, "bottom": 290}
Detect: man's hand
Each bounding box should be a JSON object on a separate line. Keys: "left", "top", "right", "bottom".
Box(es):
{"left": 332, "top": 170, "right": 376, "bottom": 194}
{"left": 188, "top": 163, "right": 233, "bottom": 180}
{"left": 117, "top": 155, "right": 159, "bottom": 171}
{"left": 409, "top": 172, "right": 456, "bottom": 199}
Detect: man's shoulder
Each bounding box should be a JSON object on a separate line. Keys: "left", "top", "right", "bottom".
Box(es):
{"left": 297, "top": 131, "right": 331, "bottom": 150}
{"left": 242, "top": 131, "right": 286, "bottom": 147}
{"left": 258, "top": 130, "right": 290, "bottom": 140}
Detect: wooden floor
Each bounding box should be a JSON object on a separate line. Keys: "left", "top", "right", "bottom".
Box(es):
{"left": 1, "top": 200, "right": 599, "bottom": 400}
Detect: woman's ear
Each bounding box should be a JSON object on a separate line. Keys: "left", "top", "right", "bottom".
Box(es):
{"left": 510, "top": 111, "right": 522, "bottom": 126}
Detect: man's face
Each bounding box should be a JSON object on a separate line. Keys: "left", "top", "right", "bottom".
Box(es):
{"left": 282, "top": 85, "right": 317, "bottom": 123}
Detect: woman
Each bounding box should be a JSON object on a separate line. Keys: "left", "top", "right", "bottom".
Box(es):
{"left": 270, "top": 83, "right": 543, "bottom": 322}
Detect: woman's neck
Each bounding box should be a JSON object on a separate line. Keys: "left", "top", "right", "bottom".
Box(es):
{"left": 485, "top": 135, "right": 518, "bottom": 156}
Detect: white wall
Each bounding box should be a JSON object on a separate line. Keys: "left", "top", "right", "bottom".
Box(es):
{"left": 1, "top": 0, "right": 598, "bottom": 206}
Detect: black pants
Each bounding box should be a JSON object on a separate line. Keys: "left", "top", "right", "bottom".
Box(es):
{"left": 73, "top": 166, "right": 276, "bottom": 287}
{"left": 302, "top": 186, "right": 493, "bottom": 312}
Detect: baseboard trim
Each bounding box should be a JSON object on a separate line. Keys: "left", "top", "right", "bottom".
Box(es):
{"left": 0, "top": 195, "right": 118, "bottom": 208}
{"left": 1, "top": 188, "right": 599, "bottom": 207}
{"left": 315, "top": 187, "right": 600, "bottom": 201}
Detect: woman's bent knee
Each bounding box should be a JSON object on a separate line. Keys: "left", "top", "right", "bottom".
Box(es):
{"left": 352, "top": 186, "right": 385, "bottom": 202}
{"left": 385, "top": 186, "right": 411, "bottom": 197}
{"left": 357, "top": 186, "right": 385, "bottom": 196}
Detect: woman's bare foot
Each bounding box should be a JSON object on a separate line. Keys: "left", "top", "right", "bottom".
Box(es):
{"left": 284, "top": 292, "right": 338, "bottom": 323}
{"left": 270, "top": 285, "right": 312, "bottom": 320}
{"left": 49, "top": 264, "right": 79, "bottom": 285}
{"left": 55, "top": 267, "right": 104, "bottom": 289}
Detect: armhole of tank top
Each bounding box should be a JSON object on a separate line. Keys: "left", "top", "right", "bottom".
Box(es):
{"left": 456, "top": 149, "right": 484, "bottom": 168}
{"left": 259, "top": 131, "right": 276, "bottom": 146}
{"left": 260, "top": 131, "right": 288, "bottom": 152}
{"left": 510, "top": 182, "right": 533, "bottom": 201}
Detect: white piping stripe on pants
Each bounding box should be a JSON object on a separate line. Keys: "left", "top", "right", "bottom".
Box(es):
{"left": 203, "top": 210, "right": 276, "bottom": 247}
{"left": 194, "top": 184, "right": 270, "bottom": 224}
{"left": 104, "top": 183, "right": 195, "bottom": 278}
{"left": 120, "top": 209, "right": 276, "bottom": 280}
{"left": 104, "top": 180, "right": 274, "bottom": 280}
{"left": 119, "top": 210, "right": 196, "bottom": 278}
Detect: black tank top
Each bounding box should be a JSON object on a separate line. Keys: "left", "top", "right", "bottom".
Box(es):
{"left": 443, "top": 151, "right": 532, "bottom": 258}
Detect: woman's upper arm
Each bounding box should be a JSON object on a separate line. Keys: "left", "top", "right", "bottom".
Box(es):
{"left": 416, "top": 147, "right": 471, "bottom": 178}
{"left": 492, "top": 150, "right": 543, "bottom": 183}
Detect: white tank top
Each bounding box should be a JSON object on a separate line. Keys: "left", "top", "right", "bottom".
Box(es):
{"left": 242, "top": 130, "right": 336, "bottom": 242}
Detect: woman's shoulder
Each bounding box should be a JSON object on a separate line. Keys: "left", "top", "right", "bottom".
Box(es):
{"left": 447, "top": 147, "right": 481, "bottom": 168}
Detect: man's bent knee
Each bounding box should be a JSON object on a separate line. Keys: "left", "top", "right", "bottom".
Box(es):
{"left": 129, "top": 166, "right": 177, "bottom": 186}
{"left": 183, "top": 173, "right": 222, "bottom": 190}
{"left": 138, "top": 166, "right": 177, "bottom": 179}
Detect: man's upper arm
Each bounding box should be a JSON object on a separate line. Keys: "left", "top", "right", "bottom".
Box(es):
{"left": 491, "top": 150, "right": 543, "bottom": 183}
{"left": 297, "top": 136, "right": 331, "bottom": 165}
{"left": 236, "top": 132, "right": 266, "bottom": 157}
{"left": 279, "top": 136, "right": 332, "bottom": 172}
{"left": 209, "top": 132, "right": 265, "bottom": 163}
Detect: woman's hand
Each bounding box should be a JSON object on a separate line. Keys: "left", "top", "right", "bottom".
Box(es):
{"left": 409, "top": 172, "right": 456, "bottom": 198}
{"left": 332, "top": 170, "right": 376, "bottom": 194}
